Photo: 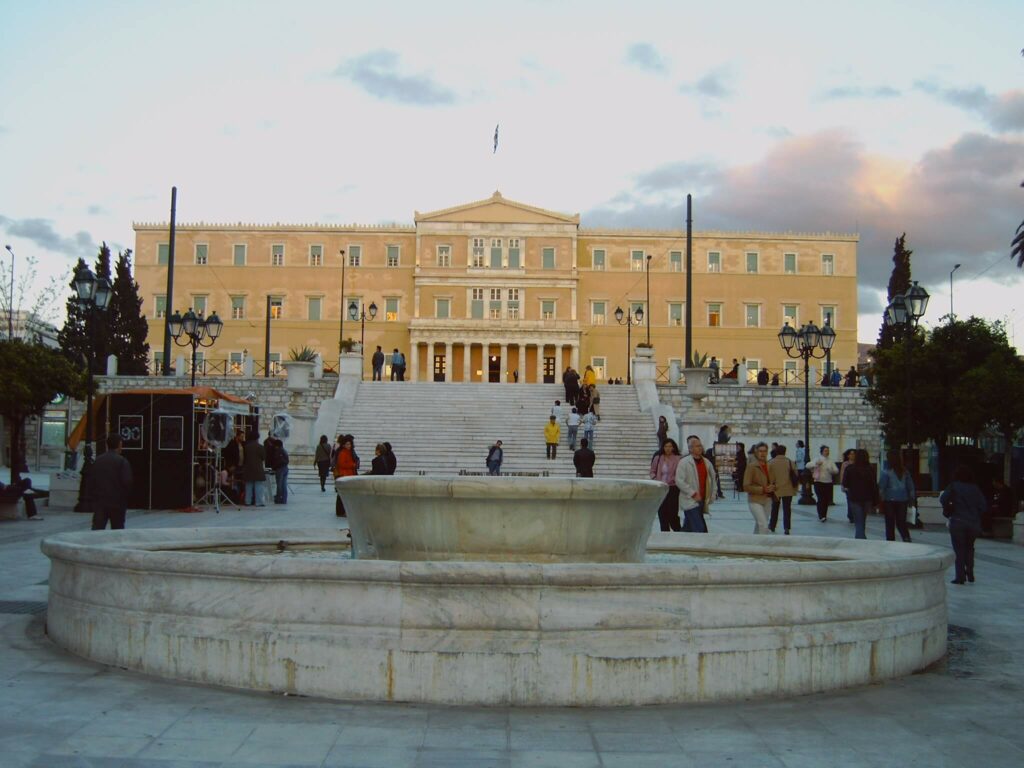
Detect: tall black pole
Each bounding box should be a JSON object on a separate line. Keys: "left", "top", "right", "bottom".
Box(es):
{"left": 800, "top": 352, "right": 814, "bottom": 505}
{"left": 685, "top": 194, "right": 692, "bottom": 367}
{"left": 824, "top": 312, "right": 832, "bottom": 383}
{"left": 162, "top": 186, "right": 177, "bottom": 376}
{"left": 905, "top": 332, "right": 912, "bottom": 449}
{"left": 338, "top": 249, "right": 346, "bottom": 355}
{"left": 626, "top": 321, "right": 632, "bottom": 385}
{"left": 190, "top": 341, "right": 198, "bottom": 387}
{"left": 645, "top": 254, "right": 652, "bottom": 345}
{"left": 4, "top": 245, "right": 14, "bottom": 339}
{"left": 264, "top": 296, "right": 272, "bottom": 378}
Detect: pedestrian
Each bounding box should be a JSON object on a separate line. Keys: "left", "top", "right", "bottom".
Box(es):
{"left": 567, "top": 367, "right": 580, "bottom": 406}
{"left": 513, "top": 369, "right": 519, "bottom": 382}
{"left": 369, "top": 443, "right": 389, "bottom": 475}
{"left": 544, "top": 415, "right": 561, "bottom": 460}
{"left": 581, "top": 410, "right": 596, "bottom": 449}
{"left": 757, "top": 367, "right": 770, "bottom": 386}
{"left": 314, "top": 435, "right": 332, "bottom": 492}
{"left": 727, "top": 359, "right": 740, "bottom": 379}
{"left": 771, "top": 372, "right": 780, "bottom": 386}
{"left": 263, "top": 430, "right": 277, "bottom": 502}
{"left": 573, "top": 438, "right": 596, "bottom": 477}
{"left": 486, "top": 440, "right": 504, "bottom": 475}
{"left": 382, "top": 441, "right": 397, "bottom": 474}
{"left": 841, "top": 449, "right": 879, "bottom": 539}
{"left": 583, "top": 364, "right": 597, "bottom": 390}
{"left": 371, "top": 345, "right": 385, "bottom": 381}
{"left": 272, "top": 438, "right": 289, "bottom": 504}
{"left": 576, "top": 385, "right": 591, "bottom": 418}
{"left": 742, "top": 442, "right": 774, "bottom": 534}
{"left": 242, "top": 430, "right": 266, "bottom": 506}
{"left": 650, "top": 438, "right": 683, "bottom": 531}
{"left": 830, "top": 368, "right": 842, "bottom": 387}
{"left": 333, "top": 435, "right": 359, "bottom": 517}
{"left": 733, "top": 441, "right": 747, "bottom": 498}
{"left": 879, "top": 449, "right": 915, "bottom": 542}
{"left": 768, "top": 444, "right": 798, "bottom": 534}
{"left": 941, "top": 465, "right": 986, "bottom": 584}
{"left": 550, "top": 400, "right": 562, "bottom": 419}
{"left": 657, "top": 415, "right": 669, "bottom": 451}
{"left": 838, "top": 449, "right": 856, "bottom": 523}
{"left": 717, "top": 424, "right": 732, "bottom": 444}
{"left": 808, "top": 445, "right": 838, "bottom": 522}
{"left": 390, "top": 349, "right": 402, "bottom": 381}
{"left": 589, "top": 384, "right": 601, "bottom": 420}
{"left": 675, "top": 435, "right": 718, "bottom": 533}
{"left": 565, "top": 407, "right": 580, "bottom": 450}
{"left": 709, "top": 356, "right": 720, "bottom": 383}
{"left": 794, "top": 440, "right": 806, "bottom": 467}
{"left": 770, "top": 442, "right": 780, "bottom": 459}
{"left": 88, "top": 434, "right": 133, "bottom": 530}
{"left": 844, "top": 366, "right": 858, "bottom": 387}
{"left": 397, "top": 350, "right": 406, "bottom": 380}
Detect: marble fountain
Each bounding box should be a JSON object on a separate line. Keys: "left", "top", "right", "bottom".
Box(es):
{"left": 42, "top": 476, "right": 953, "bottom": 706}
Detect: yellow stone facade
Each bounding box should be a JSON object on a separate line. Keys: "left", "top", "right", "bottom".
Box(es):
{"left": 133, "top": 192, "right": 858, "bottom": 383}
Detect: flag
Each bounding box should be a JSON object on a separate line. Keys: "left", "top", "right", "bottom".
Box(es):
{"left": 493, "top": 124, "right": 499, "bottom": 154}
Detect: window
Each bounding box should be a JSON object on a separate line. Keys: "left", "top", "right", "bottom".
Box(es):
{"left": 708, "top": 251, "right": 721, "bottom": 273}
{"left": 508, "top": 239, "right": 521, "bottom": 269}
{"left": 154, "top": 295, "right": 167, "bottom": 319}
{"left": 630, "top": 301, "right": 645, "bottom": 322}
{"left": 745, "top": 304, "right": 761, "bottom": 328}
{"left": 507, "top": 288, "right": 520, "bottom": 319}
{"left": 541, "top": 300, "right": 555, "bottom": 320}
{"left": 229, "top": 352, "right": 243, "bottom": 374}
{"left": 386, "top": 245, "right": 400, "bottom": 268}
{"left": 195, "top": 244, "right": 208, "bottom": 265}
{"left": 233, "top": 244, "right": 246, "bottom": 266}
{"left": 192, "top": 295, "right": 207, "bottom": 316}
{"left": 231, "top": 296, "right": 246, "bottom": 320}
{"left": 270, "top": 297, "right": 283, "bottom": 319}
{"left": 489, "top": 288, "right": 502, "bottom": 319}
{"left": 436, "top": 245, "right": 450, "bottom": 267}
{"left": 157, "top": 244, "right": 169, "bottom": 265}
{"left": 310, "top": 245, "right": 323, "bottom": 267}
{"left": 308, "top": 297, "right": 322, "bottom": 321}
{"left": 745, "top": 359, "right": 760, "bottom": 384}
{"left": 348, "top": 246, "right": 361, "bottom": 267}
{"left": 670, "top": 251, "right": 682, "bottom": 272}
{"left": 822, "top": 306, "right": 837, "bottom": 327}
{"left": 591, "top": 301, "right": 606, "bottom": 325}
{"left": 471, "top": 238, "right": 485, "bottom": 268}
{"left": 783, "top": 304, "right": 798, "bottom": 326}
{"left": 669, "top": 302, "right": 683, "bottom": 327}
{"left": 592, "top": 357, "right": 606, "bottom": 381}
{"left": 592, "top": 249, "right": 606, "bottom": 271}
{"left": 272, "top": 244, "right": 285, "bottom": 267}
{"left": 436, "top": 298, "right": 450, "bottom": 319}
{"left": 784, "top": 360, "right": 798, "bottom": 383}
{"left": 490, "top": 238, "right": 502, "bottom": 269}
{"left": 821, "top": 254, "right": 834, "bottom": 276}
{"left": 707, "top": 303, "right": 722, "bottom": 327}
{"left": 471, "top": 288, "right": 484, "bottom": 319}
{"left": 784, "top": 252, "right": 797, "bottom": 274}
{"left": 152, "top": 351, "right": 164, "bottom": 375}
{"left": 385, "top": 297, "right": 399, "bottom": 322}
{"left": 746, "top": 252, "right": 758, "bottom": 273}
{"left": 268, "top": 352, "right": 282, "bottom": 376}
{"left": 542, "top": 247, "right": 555, "bottom": 270}
{"left": 631, "top": 250, "right": 645, "bottom": 271}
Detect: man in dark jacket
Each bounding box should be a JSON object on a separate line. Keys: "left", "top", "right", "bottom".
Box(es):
{"left": 573, "top": 438, "right": 596, "bottom": 478}
{"left": 371, "top": 346, "right": 385, "bottom": 381}
{"left": 242, "top": 432, "right": 266, "bottom": 506}
{"left": 272, "top": 438, "right": 289, "bottom": 504}
{"left": 89, "top": 434, "right": 133, "bottom": 530}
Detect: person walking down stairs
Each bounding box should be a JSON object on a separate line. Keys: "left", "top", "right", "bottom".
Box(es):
{"left": 544, "top": 416, "right": 561, "bottom": 460}
{"left": 314, "top": 435, "right": 332, "bottom": 492}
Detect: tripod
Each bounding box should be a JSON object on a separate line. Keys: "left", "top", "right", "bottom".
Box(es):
{"left": 195, "top": 448, "right": 237, "bottom": 513}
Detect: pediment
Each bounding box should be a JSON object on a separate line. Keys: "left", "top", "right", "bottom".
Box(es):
{"left": 415, "top": 191, "right": 579, "bottom": 226}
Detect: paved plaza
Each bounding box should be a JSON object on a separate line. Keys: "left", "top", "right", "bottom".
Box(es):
{"left": 2, "top": 482, "right": 1023, "bottom": 768}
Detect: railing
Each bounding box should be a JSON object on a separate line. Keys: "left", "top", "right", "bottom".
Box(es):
{"left": 148, "top": 359, "right": 340, "bottom": 378}
{"left": 655, "top": 365, "right": 868, "bottom": 388}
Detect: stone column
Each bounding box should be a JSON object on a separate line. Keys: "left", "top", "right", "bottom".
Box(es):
{"left": 499, "top": 343, "right": 508, "bottom": 383}
{"left": 444, "top": 342, "right": 452, "bottom": 382}
{"left": 410, "top": 342, "right": 419, "bottom": 382}
{"left": 571, "top": 344, "right": 579, "bottom": 371}
{"left": 516, "top": 345, "right": 525, "bottom": 383}
{"left": 463, "top": 343, "right": 472, "bottom": 383}
{"left": 536, "top": 342, "right": 545, "bottom": 384}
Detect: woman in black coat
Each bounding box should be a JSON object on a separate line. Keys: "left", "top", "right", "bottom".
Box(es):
{"left": 941, "top": 465, "right": 986, "bottom": 584}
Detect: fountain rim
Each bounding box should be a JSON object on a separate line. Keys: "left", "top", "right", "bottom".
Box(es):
{"left": 335, "top": 475, "right": 669, "bottom": 500}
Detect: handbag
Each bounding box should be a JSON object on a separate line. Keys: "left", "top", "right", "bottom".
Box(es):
{"left": 942, "top": 488, "right": 955, "bottom": 519}
{"left": 788, "top": 460, "right": 799, "bottom": 487}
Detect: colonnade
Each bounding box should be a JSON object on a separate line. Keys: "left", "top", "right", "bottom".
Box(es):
{"left": 408, "top": 340, "right": 580, "bottom": 383}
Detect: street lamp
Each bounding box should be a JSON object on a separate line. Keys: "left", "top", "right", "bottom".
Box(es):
{"left": 645, "top": 253, "right": 652, "bottom": 345}
{"left": 614, "top": 304, "right": 644, "bottom": 385}
{"left": 884, "top": 280, "right": 930, "bottom": 449}
{"left": 338, "top": 249, "right": 346, "bottom": 355}
{"left": 4, "top": 245, "right": 14, "bottom": 339}
{"left": 73, "top": 265, "right": 112, "bottom": 511}
{"left": 348, "top": 300, "right": 377, "bottom": 377}
{"left": 168, "top": 308, "right": 224, "bottom": 386}
{"left": 779, "top": 320, "right": 837, "bottom": 504}
{"left": 949, "top": 264, "right": 960, "bottom": 321}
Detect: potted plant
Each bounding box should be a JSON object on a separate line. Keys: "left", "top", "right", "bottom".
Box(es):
{"left": 635, "top": 342, "right": 655, "bottom": 359}
{"left": 283, "top": 347, "right": 317, "bottom": 390}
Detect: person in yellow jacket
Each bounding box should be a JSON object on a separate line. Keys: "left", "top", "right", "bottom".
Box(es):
{"left": 582, "top": 364, "right": 597, "bottom": 389}
{"left": 544, "top": 415, "right": 561, "bottom": 460}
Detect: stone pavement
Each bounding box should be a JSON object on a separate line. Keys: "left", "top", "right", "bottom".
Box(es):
{"left": 2, "top": 483, "right": 1023, "bottom": 768}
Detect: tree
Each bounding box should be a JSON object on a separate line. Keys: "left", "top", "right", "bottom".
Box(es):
{"left": 107, "top": 249, "right": 150, "bottom": 374}
{"left": 0, "top": 251, "right": 63, "bottom": 338}
{"left": 57, "top": 258, "right": 90, "bottom": 368}
{"left": 0, "top": 340, "right": 84, "bottom": 486}
{"left": 1012, "top": 180, "right": 1023, "bottom": 268}
{"left": 57, "top": 244, "right": 116, "bottom": 374}
{"left": 876, "top": 233, "right": 912, "bottom": 350}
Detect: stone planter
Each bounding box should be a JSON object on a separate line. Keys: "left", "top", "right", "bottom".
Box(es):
{"left": 283, "top": 360, "right": 315, "bottom": 391}
{"left": 682, "top": 367, "right": 712, "bottom": 402}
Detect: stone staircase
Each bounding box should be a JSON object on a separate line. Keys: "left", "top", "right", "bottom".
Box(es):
{"left": 288, "top": 383, "right": 659, "bottom": 483}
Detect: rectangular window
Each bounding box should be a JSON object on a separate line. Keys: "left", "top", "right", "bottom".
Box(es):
{"left": 385, "top": 297, "right": 398, "bottom": 322}
{"left": 746, "top": 252, "right": 758, "bottom": 273}
{"left": 270, "top": 297, "right": 283, "bottom": 319}
{"left": 784, "top": 252, "right": 797, "bottom": 274}
{"left": 542, "top": 247, "right": 555, "bottom": 270}
{"left": 541, "top": 300, "right": 555, "bottom": 320}
{"left": 630, "top": 301, "right": 645, "bottom": 319}
{"left": 783, "top": 304, "right": 798, "bottom": 326}
{"left": 592, "top": 249, "right": 605, "bottom": 271}
{"left": 508, "top": 238, "right": 521, "bottom": 269}
{"left": 154, "top": 295, "right": 167, "bottom": 319}
{"left": 229, "top": 352, "right": 243, "bottom": 375}
{"left": 489, "top": 288, "right": 502, "bottom": 319}
{"left": 348, "top": 246, "right": 361, "bottom": 267}
{"left": 436, "top": 298, "right": 450, "bottom": 319}
{"left": 436, "top": 245, "right": 450, "bottom": 267}
{"left": 592, "top": 357, "right": 606, "bottom": 381}
{"left": 192, "top": 295, "right": 207, "bottom": 316}
{"left": 157, "top": 244, "right": 169, "bottom": 265}
{"left": 708, "top": 251, "right": 721, "bottom": 273}
{"left": 233, "top": 244, "right": 246, "bottom": 266}
{"left": 309, "top": 245, "right": 323, "bottom": 267}
{"left": 386, "top": 245, "right": 400, "bottom": 268}
{"left": 745, "top": 359, "right": 760, "bottom": 384}
{"left": 152, "top": 351, "right": 163, "bottom": 375}
{"left": 195, "top": 244, "right": 208, "bottom": 265}
{"left": 707, "top": 303, "right": 722, "bottom": 327}
{"left": 272, "top": 244, "right": 284, "bottom": 267}
{"left": 308, "top": 297, "right": 322, "bottom": 321}
{"left": 745, "top": 304, "right": 760, "bottom": 328}
{"left": 231, "top": 296, "right": 246, "bottom": 320}
{"left": 822, "top": 306, "right": 837, "bottom": 326}
{"left": 507, "top": 288, "right": 520, "bottom": 319}
{"left": 490, "top": 238, "right": 502, "bottom": 269}
{"left": 268, "top": 352, "right": 282, "bottom": 376}
{"left": 471, "top": 288, "right": 484, "bottom": 319}
{"left": 669, "top": 302, "right": 683, "bottom": 327}
{"left": 784, "top": 360, "right": 798, "bottom": 383}
{"left": 670, "top": 251, "right": 682, "bottom": 272}
{"left": 471, "top": 238, "right": 485, "bottom": 268}
{"left": 821, "top": 254, "right": 834, "bottom": 276}
{"left": 591, "top": 301, "right": 606, "bottom": 325}
{"left": 631, "top": 250, "right": 645, "bottom": 271}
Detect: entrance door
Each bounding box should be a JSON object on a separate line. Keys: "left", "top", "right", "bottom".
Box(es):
{"left": 488, "top": 354, "right": 501, "bottom": 383}
{"left": 543, "top": 357, "right": 556, "bottom": 384}
{"left": 433, "top": 354, "right": 446, "bottom": 382}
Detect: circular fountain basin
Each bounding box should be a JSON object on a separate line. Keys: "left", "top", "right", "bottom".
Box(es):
{"left": 337, "top": 475, "right": 666, "bottom": 562}
{"left": 42, "top": 526, "right": 953, "bottom": 706}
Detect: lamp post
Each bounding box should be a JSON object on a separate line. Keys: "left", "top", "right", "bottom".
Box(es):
{"left": 168, "top": 308, "right": 224, "bottom": 387}
{"left": 645, "top": 253, "right": 652, "bottom": 345}
{"left": 779, "top": 320, "right": 837, "bottom": 504}
{"left": 338, "top": 249, "right": 346, "bottom": 355}
{"left": 614, "top": 304, "right": 644, "bottom": 385}
{"left": 348, "top": 300, "right": 377, "bottom": 378}
{"left": 4, "top": 245, "right": 13, "bottom": 339}
{"left": 884, "top": 281, "right": 930, "bottom": 449}
{"left": 73, "top": 265, "right": 112, "bottom": 512}
{"left": 949, "top": 263, "right": 961, "bottom": 320}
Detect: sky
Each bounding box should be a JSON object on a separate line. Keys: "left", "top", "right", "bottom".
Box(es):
{"left": 1, "top": 0, "right": 1022, "bottom": 346}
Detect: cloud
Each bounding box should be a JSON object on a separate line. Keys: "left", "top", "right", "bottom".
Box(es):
{"left": 334, "top": 50, "right": 456, "bottom": 106}
{"left": 821, "top": 85, "right": 901, "bottom": 100}
{"left": 625, "top": 43, "right": 667, "bottom": 74}
{"left": 680, "top": 70, "right": 732, "bottom": 99}
{"left": 914, "top": 81, "right": 1024, "bottom": 132}
{"left": 0, "top": 215, "right": 94, "bottom": 257}
{"left": 86, "top": 204, "right": 108, "bottom": 216}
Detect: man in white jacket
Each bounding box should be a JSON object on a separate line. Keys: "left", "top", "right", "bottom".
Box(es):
{"left": 675, "top": 434, "right": 718, "bottom": 532}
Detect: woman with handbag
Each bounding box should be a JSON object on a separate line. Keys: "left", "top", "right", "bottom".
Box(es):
{"left": 650, "top": 438, "right": 683, "bottom": 531}
{"left": 742, "top": 442, "right": 774, "bottom": 534}
{"left": 841, "top": 449, "right": 878, "bottom": 539}
{"left": 879, "top": 449, "right": 915, "bottom": 542}
{"left": 940, "top": 465, "right": 986, "bottom": 584}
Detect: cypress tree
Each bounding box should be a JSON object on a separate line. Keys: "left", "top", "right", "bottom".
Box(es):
{"left": 57, "top": 258, "right": 90, "bottom": 368}
{"left": 876, "top": 233, "right": 912, "bottom": 350}
{"left": 108, "top": 249, "right": 151, "bottom": 374}
{"left": 89, "top": 243, "right": 113, "bottom": 373}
